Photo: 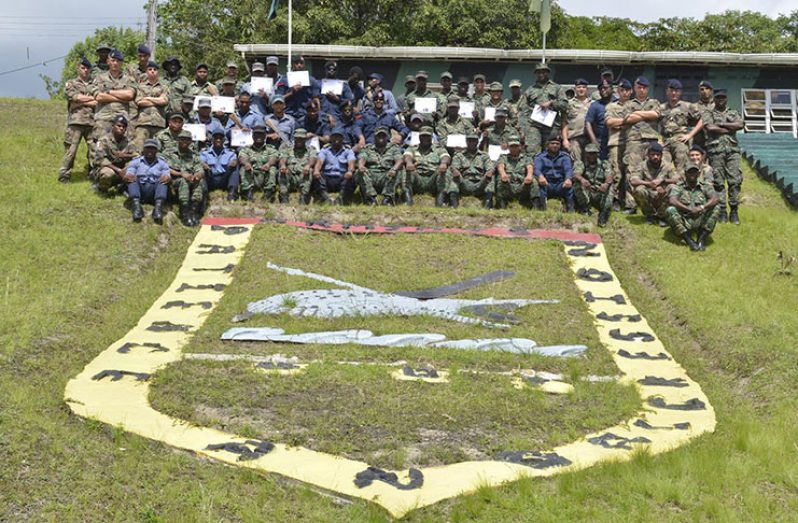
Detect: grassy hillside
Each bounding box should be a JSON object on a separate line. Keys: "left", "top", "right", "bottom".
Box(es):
{"left": 1, "top": 98, "right": 797, "bottom": 521}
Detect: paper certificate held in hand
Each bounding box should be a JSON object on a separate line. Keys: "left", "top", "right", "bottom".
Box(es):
{"left": 488, "top": 144, "right": 509, "bottom": 161}
{"left": 321, "top": 79, "right": 344, "bottom": 96}
{"left": 211, "top": 96, "right": 236, "bottom": 114}
{"left": 458, "top": 101, "right": 475, "bottom": 117}
{"left": 531, "top": 105, "right": 556, "bottom": 127}
{"left": 446, "top": 134, "right": 467, "bottom": 148}
{"left": 483, "top": 107, "right": 496, "bottom": 122}
{"left": 287, "top": 70, "right": 310, "bottom": 87}
{"left": 250, "top": 77, "right": 274, "bottom": 95}
{"left": 183, "top": 123, "right": 207, "bottom": 142}
{"left": 231, "top": 128, "right": 253, "bottom": 147}
{"left": 409, "top": 131, "right": 420, "bottom": 146}
{"left": 414, "top": 97, "right": 437, "bottom": 114}
{"left": 307, "top": 137, "right": 321, "bottom": 152}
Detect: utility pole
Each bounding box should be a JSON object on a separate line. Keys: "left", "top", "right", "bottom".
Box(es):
{"left": 146, "top": 0, "right": 157, "bottom": 60}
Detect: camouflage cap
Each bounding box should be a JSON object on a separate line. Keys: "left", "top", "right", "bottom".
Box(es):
{"left": 96, "top": 43, "right": 112, "bottom": 52}
{"left": 440, "top": 71, "right": 453, "bottom": 80}
{"left": 509, "top": 79, "right": 522, "bottom": 88}
{"left": 415, "top": 70, "right": 429, "bottom": 79}
{"left": 266, "top": 56, "right": 279, "bottom": 65}
{"left": 457, "top": 76, "right": 470, "bottom": 85}
{"left": 488, "top": 81, "right": 503, "bottom": 91}
{"left": 685, "top": 161, "right": 701, "bottom": 172}
{"left": 178, "top": 130, "right": 193, "bottom": 140}
{"left": 404, "top": 75, "right": 416, "bottom": 84}
{"left": 142, "top": 139, "right": 160, "bottom": 150}
{"left": 507, "top": 135, "right": 521, "bottom": 146}
{"left": 534, "top": 62, "right": 550, "bottom": 72}
{"left": 169, "top": 112, "right": 186, "bottom": 121}
{"left": 271, "top": 94, "right": 286, "bottom": 104}
{"left": 251, "top": 62, "right": 265, "bottom": 72}
{"left": 495, "top": 107, "right": 508, "bottom": 117}
{"left": 409, "top": 113, "right": 424, "bottom": 122}
{"left": 466, "top": 130, "right": 479, "bottom": 140}
{"left": 419, "top": 126, "right": 433, "bottom": 136}
{"left": 222, "top": 78, "right": 236, "bottom": 85}
{"left": 374, "top": 126, "right": 389, "bottom": 136}
{"left": 585, "top": 143, "right": 600, "bottom": 153}
{"left": 251, "top": 125, "right": 267, "bottom": 134}
{"left": 294, "top": 128, "right": 308, "bottom": 139}
{"left": 181, "top": 96, "right": 194, "bottom": 105}
{"left": 473, "top": 74, "right": 486, "bottom": 82}
{"left": 446, "top": 96, "right": 460, "bottom": 107}
{"left": 226, "top": 61, "right": 238, "bottom": 68}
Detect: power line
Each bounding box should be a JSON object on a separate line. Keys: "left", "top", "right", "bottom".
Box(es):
{"left": 0, "top": 55, "right": 67, "bottom": 77}
{"left": 0, "top": 16, "right": 143, "bottom": 20}
{"left": 0, "top": 21, "right": 143, "bottom": 26}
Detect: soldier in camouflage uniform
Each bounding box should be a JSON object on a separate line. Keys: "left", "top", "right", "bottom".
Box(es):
{"left": 215, "top": 61, "right": 243, "bottom": 95}
{"left": 604, "top": 79, "right": 634, "bottom": 210}
{"left": 573, "top": 143, "right": 614, "bottom": 226}
{"left": 156, "top": 113, "right": 186, "bottom": 158}
{"left": 495, "top": 135, "right": 540, "bottom": 209}
{"left": 125, "top": 44, "right": 151, "bottom": 84}
{"left": 623, "top": 76, "right": 661, "bottom": 189}
{"left": 687, "top": 145, "right": 714, "bottom": 186}
{"left": 279, "top": 128, "right": 318, "bottom": 204}
{"left": 190, "top": 63, "right": 219, "bottom": 98}
{"left": 518, "top": 62, "right": 567, "bottom": 156}
{"left": 702, "top": 89, "right": 744, "bottom": 224}
{"left": 403, "top": 126, "right": 454, "bottom": 207}
{"left": 238, "top": 125, "right": 279, "bottom": 201}
{"left": 659, "top": 79, "right": 704, "bottom": 172}
{"left": 693, "top": 80, "right": 715, "bottom": 151}
{"left": 133, "top": 61, "right": 168, "bottom": 152}
{"left": 483, "top": 108, "right": 519, "bottom": 149}
{"left": 629, "top": 143, "right": 679, "bottom": 224}
{"left": 666, "top": 162, "right": 720, "bottom": 251}
{"left": 90, "top": 43, "right": 111, "bottom": 80}
{"left": 90, "top": 49, "right": 136, "bottom": 154}
{"left": 405, "top": 71, "right": 445, "bottom": 126}
{"left": 164, "top": 130, "right": 204, "bottom": 226}
{"left": 59, "top": 57, "right": 96, "bottom": 183}
{"left": 355, "top": 127, "right": 404, "bottom": 206}
{"left": 437, "top": 97, "right": 474, "bottom": 149}
{"left": 472, "top": 74, "right": 491, "bottom": 110}
{"left": 477, "top": 82, "right": 509, "bottom": 126}
{"left": 92, "top": 115, "right": 137, "bottom": 193}
{"left": 161, "top": 57, "right": 192, "bottom": 114}
{"left": 451, "top": 131, "right": 496, "bottom": 208}
{"left": 562, "top": 78, "right": 592, "bottom": 165}
{"left": 504, "top": 79, "right": 523, "bottom": 129}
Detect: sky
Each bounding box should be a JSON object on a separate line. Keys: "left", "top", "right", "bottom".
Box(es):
{"left": 0, "top": 0, "right": 795, "bottom": 99}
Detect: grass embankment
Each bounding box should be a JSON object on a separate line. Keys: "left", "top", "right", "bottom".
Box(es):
{"left": 1, "top": 98, "right": 797, "bottom": 521}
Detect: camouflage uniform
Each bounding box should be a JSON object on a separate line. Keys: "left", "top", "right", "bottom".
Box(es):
{"left": 59, "top": 76, "right": 94, "bottom": 180}
{"left": 163, "top": 148, "right": 204, "bottom": 204}
{"left": 92, "top": 134, "right": 136, "bottom": 191}
{"left": 155, "top": 128, "right": 182, "bottom": 158}
{"left": 239, "top": 143, "right": 279, "bottom": 194}
{"left": 563, "top": 97, "right": 592, "bottom": 164}
{"left": 623, "top": 97, "right": 661, "bottom": 173}
{"left": 496, "top": 153, "right": 539, "bottom": 207}
{"left": 133, "top": 80, "right": 167, "bottom": 152}
{"left": 485, "top": 124, "right": 519, "bottom": 147}
{"left": 405, "top": 89, "right": 445, "bottom": 125}
{"left": 573, "top": 158, "right": 614, "bottom": 214}
{"left": 451, "top": 148, "right": 495, "bottom": 198}
{"left": 90, "top": 70, "right": 136, "bottom": 146}
{"left": 660, "top": 100, "right": 701, "bottom": 172}
{"left": 436, "top": 116, "right": 473, "bottom": 148}
{"left": 702, "top": 107, "right": 744, "bottom": 207}
{"left": 477, "top": 99, "right": 510, "bottom": 123}
{"left": 693, "top": 98, "right": 715, "bottom": 150}
{"left": 356, "top": 143, "right": 403, "bottom": 199}
{"left": 125, "top": 63, "right": 148, "bottom": 84}
{"left": 665, "top": 180, "right": 720, "bottom": 235}
{"left": 605, "top": 99, "right": 632, "bottom": 206}
{"left": 518, "top": 80, "right": 566, "bottom": 156}
{"left": 189, "top": 80, "right": 218, "bottom": 99}
{"left": 279, "top": 144, "right": 318, "bottom": 200}
{"left": 503, "top": 96, "right": 523, "bottom": 128}
{"left": 162, "top": 74, "right": 192, "bottom": 113}
{"left": 403, "top": 144, "right": 453, "bottom": 196}
{"left": 629, "top": 159, "right": 677, "bottom": 218}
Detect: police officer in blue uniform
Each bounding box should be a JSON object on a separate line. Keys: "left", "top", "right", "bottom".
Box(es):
{"left": 124, "top": 139, "right": 171, "bottom": 223}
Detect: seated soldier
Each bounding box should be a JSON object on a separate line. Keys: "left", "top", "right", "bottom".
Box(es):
{"left": 312, "top": 127, "right": 357, "bottom": 205}
{"left": 629, "top": 142, "right": 679, "bottom": 225}
{"left": 403, "top": 126, "right": 454, "bottom": 207}
{"left": 278, "top": 128, "right": 317, "bottom": 204}
{"left": 92, "top": 114, "right": 137, "bottom": 194}
{"left": 403, "top": 113, "right": 440, "bottom": 147}
{"left": 482, "top": 107, "right": 518, "bottom": 151}
{"left": 322, "top": 100, "right": 365, "bottom": 152}
{"left": 356, "top": 126, "right": 404, "bottom": 206}
{"left": 237, "top": 126, "right": 280, "bottom": 201}
{"left": 200, "top": 129, "right": 239, "bottom": 201}
{"left": 535, "top": 135, "right": 575, "bottom": 212}
{"left": 437, "top": 97, "right": 473, "bottom": 151}
{"left": 573, "top": 143, "right": 614, "bottom": 226}
{"left": 156, "top": 112, "right": 186, "bottom": 157}
{"left": 665, "top": 162, "right": 720, "bottom": 251}
{"left": 264, "top": 94, "right": 295, "bottom": 149}
{"left": 124, "top": 139, "right": 171, "bottom": 224}
{"left": 165, "top": 129, "right": 204, "bottom": 226}
{"left": 451, "top": 131, "right": 495, "bottom": 208}
{"left": 359, "top": 91, "right": 408, "bottom": 145}
{"left": 688, "top": 144, "right": 714, "bottom": 186}
{"left": 190, "top": 97, "right": 225, "bottom": 150}
{"left": 495, "top": 135, "right": 539, "bottom": 209}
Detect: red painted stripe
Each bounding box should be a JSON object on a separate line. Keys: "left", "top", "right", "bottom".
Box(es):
{"left": 201, "top": 217, "right": 262, "bottom": 225}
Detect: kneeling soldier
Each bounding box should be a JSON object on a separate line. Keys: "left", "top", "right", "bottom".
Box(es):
{"left": 665, "top": 162, "right": 720, "bottom": 251}
{"left": 630, "top": 142, "right": 679, "bottom": 225}
{"left": 124, "top": 139, "right": 171, "bottom": 224}
{"left": 573, "top": 143, "right": 614, "bottom": 226}
{"left": 356, "top": 126, "right": 404, "bottom": 206}
{"left": 166, "top": 129, "right": 204, "bottom": 226}
{"left": 92, "top": 114, "right": 136, "bottom": 194}
{"left": 495, "top": 135, "right": 539, "bottom": 209}
{"left": 278, "top": 128, "right": 317, "bottom": 204}
{"left": 451, "top": 131, "right": 496, "bottom": 208}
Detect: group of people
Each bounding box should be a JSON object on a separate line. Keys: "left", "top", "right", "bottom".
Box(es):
{"left": 59, "top": 43, "right": 743, "bottom": 249}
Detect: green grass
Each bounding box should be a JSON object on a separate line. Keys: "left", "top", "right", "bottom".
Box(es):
{"left": 2, "top": 97, "right": 798, "bottom": 521}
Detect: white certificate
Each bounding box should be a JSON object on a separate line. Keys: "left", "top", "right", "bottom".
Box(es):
{"left": 446, "top": 134, "right": 467, "bottom": 148}
{"left": 458, "top": 101, "right": 475, "bottom": 117}
{"left": 183, "top": 123, "right": 207, "bottom": 142}
{"left": 531, "top": 105, "right": 556, "bottom": 127}
{"left": 212, "top": 96, "right": 236, "bottom": 114}
{"left": 409, "top": 131, "right": 420, "bottom": 146}
{"left": 192, "top": 96, "right": 213, "bottom": 111}
{"left": 307, "top": 136, "right": 320, "bottom": 151}
{"left": 230, "top": 128, "right": 253, "bottom": 147}
{"left": 250, "top": 76, "right": 274, "bottom": 94}
{"left": 287, "top": 70, "right": 310, "bottom": 87}
{"left": 321, "top": 79, "right": 344, "bottom": 96}
{"left": 488, "top": 144, "right": 509, "bottom": 161}
{"left": 483, "top": 107, "right": 496, "bottom": 122}
{"left": 414, "top": 97, "right": 438, "bottom": 114}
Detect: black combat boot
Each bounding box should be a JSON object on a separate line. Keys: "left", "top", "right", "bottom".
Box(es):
{"left": 299, "top": 192, "right": 310, "bottom": 205}
{"left": 245, "top": 187, "right": 255, "bottom": 201}
{"left": 152, "top": 199, "right": 164, "bottom": 224}
{"left": 381, "top": 196, "right": 394, "bottom": 206}
{"left": 729, "top": 205, "right": 740, "bottom": 225}
{"left": 364, "top": 195, "right": 377, "bottom": 206}
{"left": 227, "top": 186, "right": 238, "bottom": 201}
{"left": 316, "top": 190, "right": 331, "bottom": 205}
{"left": 718, "top": 205, "right": 728, "bottom": 222}
{"left": 496, "top": 197, "right": 508, "bottom": 209}
{"left": 131, "top": 198, "right": 144, "bottom": 222}
{"left": 279, "top": 190, "right": 290, "bottom": 204}
{"left": 483, "top": 194, "right": 493, "bottom": 209}
{"left": 190, "top": 201, "right": 202, "bottom": 226}
{"left": 448, "top": 193, "right": 459, "bottom": 209}
{"left": 696, "top": 229, "right": 709, "bottom": 251}
{"left": 180, "top": 204, "right": 192, "bottom": 226}
{"left": 597, "top": 209, "right": 609, "bottom": 227}
{"left": 435, "top": 192, "right": 446, "bottom": 207}
{"left": 403, "top": 187, "right": 414, "bottom": 205}
{"left": 263, "top": 188, "right": 275, "bottom": 202}
{"left": 682, "top": 232, "right": 700, "bottom": 251}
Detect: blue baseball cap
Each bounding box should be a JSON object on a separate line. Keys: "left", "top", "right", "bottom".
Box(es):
{"left": 330, "top": 126, "right": 345, "bottom": 137}
{"left": 648, "top": 142, "right": 663, "bottom": 153}
{"left": 146, "top": 60, "right": 159, "bottom": 69}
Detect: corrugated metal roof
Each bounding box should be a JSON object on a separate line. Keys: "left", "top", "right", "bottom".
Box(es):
{"left": 233, "top": 44, "right": 798, "bottom": 66}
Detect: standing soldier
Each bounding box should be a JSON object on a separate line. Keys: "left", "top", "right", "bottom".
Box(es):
{"left": 573, "top": 143, "right": 613, "bottom": 226}
{"left": 91, "top": 49, "right": 136, "bottom": 153}
{"left": 585, "top": 81, "right": 614, "bottom": 162}
{"left": 91, "top": 43, "right": 111, "bottom": 80}
{"left": 405, "top": 71, "right": 444, "bottom": 126}
{"left": 562, "top": 78, "right": 592, "bottom": 165}
{"left": 604, "top": 79, "right": 634, "bottom": 210}
{"left": 58, "top": 57, "right": 96, "bottom": 183}
{"left": 161, "top": 57, "right": 192, "bottom": 114}
{"left": 472, "top": 74, "right": 491, "bottom": 109}
{"left": 126, "top": 44, "right": 151, "bottom": 84}
{"left": 659, "top": 79, "right": 704, "bottom": 172}
{"left": 623, "top": 76, "right": 661, "bottom": 183}
{"left": 133, "top": 61, "right": 168, "bottom": 152}
{"left": 451, "top": 131, "right": 496, "bottom": 208}
{"left": 355, "top": 127, "right": 404, "bottom": 206}
{"left": 478, "top": 82, "right": 509, "bottom": 127}
{"left": 165, "top": 130, "right": 205, "bottom": 226}
{"left": 665, "top": 162, "right": 720, "bottom": 251}
{"left": 279, "top": 128, "right": 318, "bottom": 204}
{"left": 396, "top": 74, "right": 417, "bottom": 115}
{"left": 519, "top": 62, "right": 566, "bottom": 156}
{"left": 215, "top": 61, "right": 243, "bottom": 94}
{"left": 190, "top": 63, "right": 219, "bottom": 99}
{"left": 694, "top": 80, "right": 715, "bottom": 150}
{"left": 437, "top": 97, "right": 474, "bottom": 149}
{"left": 504, "top": 79, "right": 524, "bottom": 129}
{"left": 702, "top": 88, "right": 744, "bottom": 224}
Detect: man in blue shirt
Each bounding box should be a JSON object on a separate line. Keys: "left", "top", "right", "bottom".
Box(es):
{"left": 264, "top": 95, "right": 295, "bottom": 148}
{"left": 201, "top": 130, "right": 240, "bottom": 201}
{"left": 585, "top": 81, "right": 613, "bottom": 161}
{"left": 319, "top": 60, "right": 354, "bottom": 117}
{"left": 321, "top": 101, "right": 365, "bottom": 152}
{"left": 278, "top": 55, "right": 321, "bottom": 120}
{"left": 359, "top": 91, "right": 408, "bottom": 144}
{"left": 190, "top": 97, "right": 225, "bottom": 149}
{"left": 364, "top": 73, "right": 399, "bottom": 113}
{"left": 535, "top": 135, "right": 575, "bottom": 212}
{"left": 225, "top": 92, "right": 264, "bottom": 137}
{"left": 312, "top": 127, "right": 357, "bottom": 204}
{"left": 124, "top": 139, "right": 171, "bottom": 223}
